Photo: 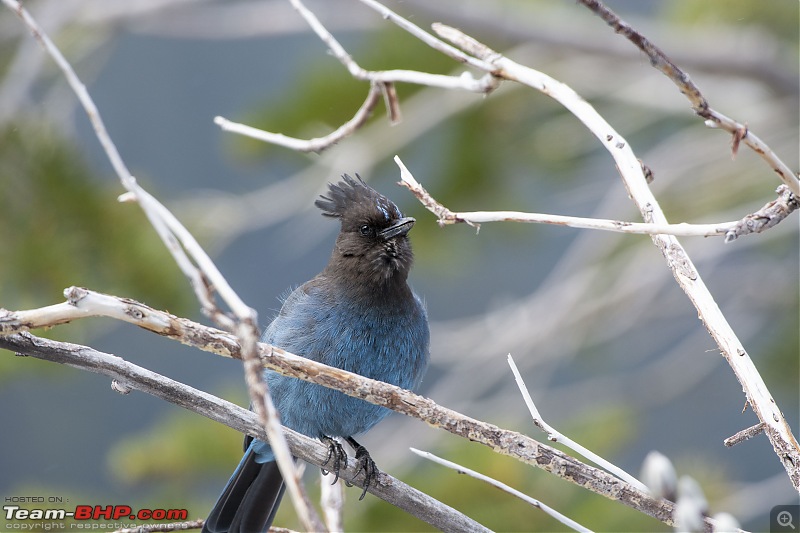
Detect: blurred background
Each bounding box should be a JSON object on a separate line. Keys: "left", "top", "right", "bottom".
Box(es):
{"left": 0, "top": 0, "right": 797, "bottom": 531}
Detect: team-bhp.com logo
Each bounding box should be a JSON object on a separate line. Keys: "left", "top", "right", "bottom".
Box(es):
{"left": 4, "top": 504, "right": 188, "bottom": 522}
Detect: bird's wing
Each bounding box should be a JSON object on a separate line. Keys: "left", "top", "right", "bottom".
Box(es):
{"left": 261, "top": 277, "right": 336, "bottom": 364}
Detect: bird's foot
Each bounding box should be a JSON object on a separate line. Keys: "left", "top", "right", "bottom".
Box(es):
{"left": 320, "top": 436, "right": 347, "bottom": 484}
{"left": 345, "top": 437, "right": 378, "bottom": 500}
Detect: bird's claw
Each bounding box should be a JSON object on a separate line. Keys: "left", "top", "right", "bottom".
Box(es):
{"left": 320, "top": 436, "right": 347, "bottom": 484}
{"left": 350, "top": 444, "right": 378, "bottom": 500}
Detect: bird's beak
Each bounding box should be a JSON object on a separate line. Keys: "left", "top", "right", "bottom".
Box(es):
{"left": 378, "top": 217, "right": 415, "bottom": 240}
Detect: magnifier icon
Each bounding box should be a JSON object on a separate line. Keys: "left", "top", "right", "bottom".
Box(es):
{"left": 778, "top": 510, "right": 796, "bottom": 529}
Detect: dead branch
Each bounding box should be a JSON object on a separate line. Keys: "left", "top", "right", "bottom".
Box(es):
{"left": 0, "top": 331, "right": 489, "bottom": 533}
{"left": 576, "top": 0, "right": 800, "bottom": 196}
{"left": 0, "top": 288, "right": 704, "bottom": 529}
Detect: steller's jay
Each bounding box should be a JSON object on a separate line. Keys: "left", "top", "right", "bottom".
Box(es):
{"left": 202, "top": 174, "right": 430, "bottom": 533}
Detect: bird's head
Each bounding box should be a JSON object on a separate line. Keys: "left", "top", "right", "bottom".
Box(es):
{"left": 316, "top": 174, "right": 416, "bottom": 285}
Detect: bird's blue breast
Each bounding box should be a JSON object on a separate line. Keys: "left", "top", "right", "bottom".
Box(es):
{"left": 253, "top": 280, "right": 429, "bottom": 461}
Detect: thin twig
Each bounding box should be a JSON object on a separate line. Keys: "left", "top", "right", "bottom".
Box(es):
{"left": 396, "top": 155, "right": 740, "bottom": 238}
{"left": 290, "top": 0, "right": 498, "bottom": 93}
{"left": 215, "top": 82, "right": 383, "bottom": 153}
{"left": 724, "top": 185, "right": 799, "bottom": 242}
{"left": 410, "top": 448, "right": 593, "bottom": 533}
{"left": 507, "top": 354, "right": 649, "bottom": 492}
{"left": 214, "top": 0, "right": 500, "bottom": 153}
{"left": 724, "top": 423, "right": 767, "bottom": 448}
{"left": 380, "top": 81, "right": 402, "bottom": 125}
{"left": 355, "top": 0, "right": 498, "bottom": 71}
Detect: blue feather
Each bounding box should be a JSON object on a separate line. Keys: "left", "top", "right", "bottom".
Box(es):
{"left": 203, "top": 175, "right": 430, "bottom": 533}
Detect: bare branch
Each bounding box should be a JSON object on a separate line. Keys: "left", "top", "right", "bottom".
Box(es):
{"left": 410, "top": 448, "right": 593, "bottom": 533}
{"left": 0, "top": 288, "right": 693, "bottom": 528}
{"left": 355, "top": 0, "right": 498, "bottom": 71}
{"left": 576, "top": 0, "right": 800, "bottom": 196}
{"left": 724, "top": 185, "right": 799, "bottom": 242}
{"left": 507, "top": 354, "right": 648, "bottom": 492}
{"left": 408, "top": 23, "right": 800, "bottom": 490}
{"left": 0, "top": 331, "right": 489, "bottom": 533}
{"left": 289, "top": 0, "right": 498, "bottom": 93}
{"left": 396, "top": 156, "right": 740, "bottom": 238}
{"left": 215, "top": 82, "right": 383, "bottom": 153}
{"left": 724, "top": 423, "right": 767, "bottom": 448}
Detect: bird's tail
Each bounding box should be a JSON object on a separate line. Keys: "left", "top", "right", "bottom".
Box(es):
{"left": 202, "top": 440, "right": 286, "bottom": 533}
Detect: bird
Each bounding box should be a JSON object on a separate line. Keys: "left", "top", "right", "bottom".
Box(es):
{"left": 202, "top": 174, "right": 430, "bottom": 533}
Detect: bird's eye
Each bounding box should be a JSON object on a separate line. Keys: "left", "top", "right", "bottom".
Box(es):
{"left": 359, "top": 224, "right": 372, "bottom": 236}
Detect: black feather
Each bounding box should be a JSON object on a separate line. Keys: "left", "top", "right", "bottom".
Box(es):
{"left": 315, "top": 174, "right": 401, "bottom": 223}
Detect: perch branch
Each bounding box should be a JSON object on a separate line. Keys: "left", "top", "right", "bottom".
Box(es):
{"left": 0, "top": 331, "right": 488, "bottom": 533}
{"left": 0, "top": 288, "right": 708, "bottom": 529}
